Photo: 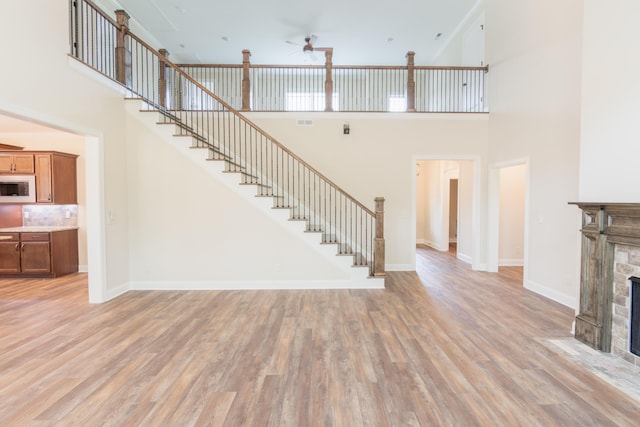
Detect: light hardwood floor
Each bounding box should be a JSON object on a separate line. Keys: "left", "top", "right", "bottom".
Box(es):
{"left": 0, "top": 246, "right": 639, "bottom": 426}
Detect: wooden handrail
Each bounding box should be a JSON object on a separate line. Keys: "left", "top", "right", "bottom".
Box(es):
{"left": 177, "top": 63, "right": 489, "bottom": 72}
{"left": 125, "top": 30, "right": 376, "bottom": 217}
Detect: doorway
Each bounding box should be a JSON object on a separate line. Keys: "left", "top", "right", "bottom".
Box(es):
{"left": 0, "top": 112, "right": 99, "bottom": 300}
{"left": 449, "top": 179, "right": 459, "bottom": 254}
{"left": 498, "top": 164, "right": 526, "bottom": 282}
{"left": 488, "top": 160, "right": 528, "bottom": 283}
{"left": 415, "top": 159, "right": 475, "bottom": 266}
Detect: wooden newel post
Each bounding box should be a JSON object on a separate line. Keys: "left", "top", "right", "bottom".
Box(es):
{"left": 324, "top": 48, "right": 334, "bottom": 112}
{"left": 242, "top": 50, "right": 251, "bottom": 111}
{"left": 406, "top": 51, "right": 416, "bottom": 112}
{"left": 158, "top": 49, "right": 169, "bottom": 108}
{"left": 115, "top": 10, "right": 131, "bottom": 86}
{"left": 374, "top": 197, "right": 386, "bottom": 277}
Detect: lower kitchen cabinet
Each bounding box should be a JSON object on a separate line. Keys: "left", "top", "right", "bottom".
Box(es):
{"left": 0, "top": 229, "right": 78, "bottom": 277}
{"left": 0, "top": 233, "right": 21, "bottom": 273}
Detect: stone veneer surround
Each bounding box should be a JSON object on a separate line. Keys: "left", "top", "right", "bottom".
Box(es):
{"left": 612, "top": 245, "right": 640, "bottom": 366}
{"left": 571, "top": 203, "right": 640, "bottom": 365}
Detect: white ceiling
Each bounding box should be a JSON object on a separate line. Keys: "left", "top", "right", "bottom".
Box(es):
{"left": 113, "top": 0, "right": 480, "bottom": 66}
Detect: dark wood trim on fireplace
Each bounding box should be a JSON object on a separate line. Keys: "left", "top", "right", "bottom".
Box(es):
{"left": 570, "top": 202, "right": 640, "bottom": 352}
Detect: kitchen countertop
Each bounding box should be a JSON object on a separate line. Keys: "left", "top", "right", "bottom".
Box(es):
{"left": 0, "top": 226, "right": 79, "bottom": 233}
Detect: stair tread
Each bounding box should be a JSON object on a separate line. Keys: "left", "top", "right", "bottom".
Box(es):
{"left": 239, "top": 182, "right": 271, "bottom": 189}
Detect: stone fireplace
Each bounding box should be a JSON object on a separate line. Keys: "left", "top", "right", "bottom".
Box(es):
{"left": 572, "top": 203, "right": 640, "bottom": 366}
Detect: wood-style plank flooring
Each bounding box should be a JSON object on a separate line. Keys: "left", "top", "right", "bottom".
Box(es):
{"left": 1, "top": 246, "right": 639, "bottom": 426}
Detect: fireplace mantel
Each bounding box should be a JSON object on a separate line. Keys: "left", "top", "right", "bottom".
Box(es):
{"left": 570, "top": 202, "right": 640, "bottom": 351}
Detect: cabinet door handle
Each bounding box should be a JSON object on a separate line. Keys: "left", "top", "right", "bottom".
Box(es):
{"left": 15, "top": 243, "right": 19, "bottom": 251}
{"left": 21, "top": 243, "right": 25, "bottom": 252}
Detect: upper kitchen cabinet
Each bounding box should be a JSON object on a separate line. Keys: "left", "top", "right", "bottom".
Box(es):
{"left": 34, "top": 152, "right": 77, "bottom": 204}
{"left": 0, "top": 153, "right": 34, "bottom": 173}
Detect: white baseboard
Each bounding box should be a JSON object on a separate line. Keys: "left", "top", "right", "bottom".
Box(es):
{"left": 385, "top": 264, "right": 414, "bottom": 272}
{"left": 499, "top": 258, "right": 524, "bottom": 267}
{"left": 78, "top": 264, "right": 89, "bottom": 273}
{"left": 416, "top": 239, "right": 427, "bottom": 245}
{"left": 129, "top": 279, "right": 385, "bottom": 291}
{"left": 457, "top": 252, "right": 472, "bottom": 264}
{"left": 102, "top": 282, "right": 130, "bottom": 303}
{"left": 525, "top": 279, "right": 577, "bottom": 309}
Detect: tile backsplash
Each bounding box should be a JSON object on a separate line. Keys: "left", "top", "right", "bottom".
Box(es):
{"left": 22, "top": 205, "right": 78, "bottom": 227}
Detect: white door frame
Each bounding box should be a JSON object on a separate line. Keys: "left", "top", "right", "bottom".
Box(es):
{"left": 0, "top": 106, "right": 106, "bottom": 303}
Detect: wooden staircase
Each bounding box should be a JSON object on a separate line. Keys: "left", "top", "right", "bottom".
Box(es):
{"left": 125, "top": 99, "right": 384, "bottom": 287}
{"left": 70, "top": 0, "right": 385, "bottom": 288}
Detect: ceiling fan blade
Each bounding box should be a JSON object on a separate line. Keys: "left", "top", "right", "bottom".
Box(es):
{"left": 285, "top": 40, "right": 302, "bottom": 46}
{"left": 309, "top": 34, "right": 318, "bottom": 45}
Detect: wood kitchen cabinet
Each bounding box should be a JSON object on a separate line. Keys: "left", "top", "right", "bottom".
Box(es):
{"left": 0, "top": 229, "right": 78, "bottom": 277}
{"left": 0, "top": 150, "right": 77, "bottom": 204}
{"left": 0, "top": 233, "right": 21, "bottom": 273}
{"left": 20, "top": 233, "right": 52, "bottom": 273}
{"left": 0, "top": 153, "right": 34, "bottom": 173}
{"left": 35, "top": 152, "right": 78, "bottom": 204}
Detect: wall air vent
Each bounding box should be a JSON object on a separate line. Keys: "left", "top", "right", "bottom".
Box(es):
{"left": 296, "top": 119, "right": 313, "bottom": 126}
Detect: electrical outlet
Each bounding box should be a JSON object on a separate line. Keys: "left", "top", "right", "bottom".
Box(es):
{"left": 65, "top": 210, "right": 71, "bottom": 219}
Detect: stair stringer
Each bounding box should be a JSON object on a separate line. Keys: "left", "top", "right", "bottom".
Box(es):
{"left": 124, "top": 99, "right": 384, "bottom": 289}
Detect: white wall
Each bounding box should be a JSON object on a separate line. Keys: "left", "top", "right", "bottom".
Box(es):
{"left": 433, "top": 2, "right": 486, "bottom": 66}
{"left": 246, "top": 113, "right": 489, "bottom": 270}
{"left": 0, "top": 0, "right": 133, "bottom": 301}
{"left": 499, "top": 164, "right": 525, "bottom": 266}
{"left": 580, "top": 0, "right": 640, "bottom": 201}
{"left": 483, "top": 0, "right": 583, "bottom": 307}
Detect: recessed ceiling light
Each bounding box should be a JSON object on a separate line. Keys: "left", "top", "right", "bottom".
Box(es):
{"left": 435, "top": 33, "right": 443, "bottom": 40}
{"left": 387, "top": 37, "right": 394, "bottom": 42}
{"left": 179, "top": 43, "right": 185, "bottom": 48}
{"left": 221, "top": 36, "right": 229, "bottom": 42}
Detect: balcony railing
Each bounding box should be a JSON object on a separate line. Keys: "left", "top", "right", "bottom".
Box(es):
{"left": 179, "top": 51, "right": 488, "bottom": 113}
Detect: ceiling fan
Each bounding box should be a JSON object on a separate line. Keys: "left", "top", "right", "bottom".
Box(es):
{"left": 286, "top": 35, "right": 330, "bottom": 61}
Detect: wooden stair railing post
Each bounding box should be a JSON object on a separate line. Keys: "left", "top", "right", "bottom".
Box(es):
{"left": 158, "top": 49, "right": 169, "bottom": 108}
{"left": 406, "top": 51, "right": 416, "bottom": 112}
{"left": 242, "top": 49, "right": 251, "bottom": 111}
{"left": 115, "top": 10, "right": 131, "bottom": 86}
{"left": 324, "top": 48, "right": 334, "bottom": 112}
{"left": 374, "top": 197, "right": 386, "bottom": 277}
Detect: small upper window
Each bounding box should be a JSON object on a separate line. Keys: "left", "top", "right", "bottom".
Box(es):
{"left": 388, "top": 96, "right": 406, "bottom": 112}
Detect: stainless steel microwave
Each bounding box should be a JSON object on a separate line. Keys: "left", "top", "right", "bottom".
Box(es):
{"left": 0, "top": 175, "right": 36, "bottom": 203}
